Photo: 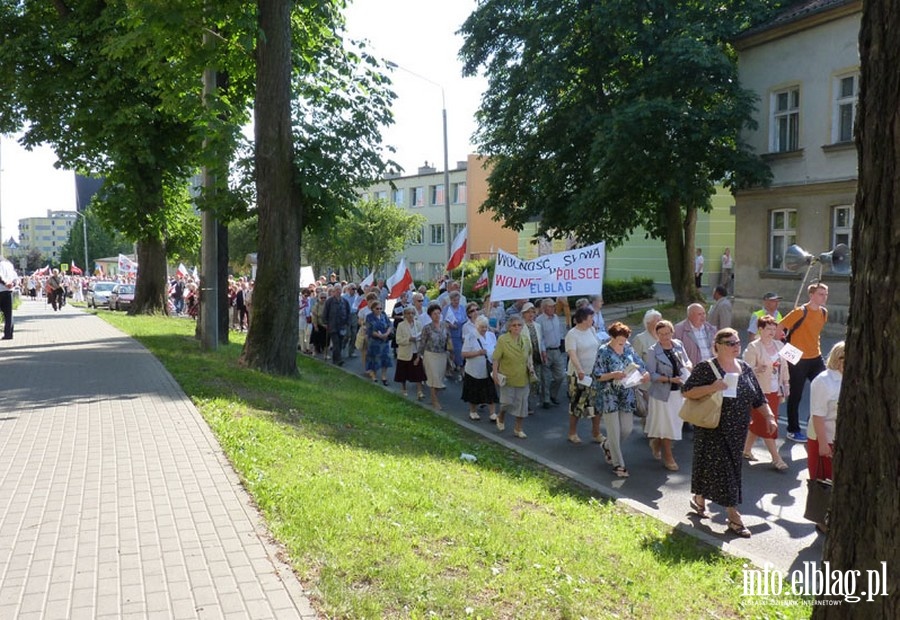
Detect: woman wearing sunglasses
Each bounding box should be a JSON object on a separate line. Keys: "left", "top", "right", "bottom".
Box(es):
{"left": 683, "top": 328, "right": 776, "bottom": 538}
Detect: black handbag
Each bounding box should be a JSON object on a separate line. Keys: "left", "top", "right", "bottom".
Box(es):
{"left": 804, "top": 457, "right": 832, "bottom": 525}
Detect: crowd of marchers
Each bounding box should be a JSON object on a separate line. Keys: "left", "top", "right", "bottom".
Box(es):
{"left": 296, "top": 273, "right": 842, "bottom": 541}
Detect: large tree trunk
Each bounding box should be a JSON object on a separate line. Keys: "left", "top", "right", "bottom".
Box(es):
{"left": 663, "top": 201, "right": 703, "bottom": 306}
{"left": 813, "top": 2, "right": 900, "bottom": 617}
{"left": 130, "top": 237, "right": 169, "bottom": 314}
{"left": 240, "top": 0, "right": 300, "bottom": 375}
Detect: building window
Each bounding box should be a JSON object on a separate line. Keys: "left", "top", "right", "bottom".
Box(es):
{"left": 771, "top": 87, "right": 800, "bottom": 152}
{"left": 430, "top": 263, "right": 444, "bottom": 279}
{"left": 832, "top": 205, "right": 853, "bottom": 249}
{"left": 413, "top": 262, "right": 425, "bottom": 280}
{"left": 430, "top": 224, "right": 445, "bottom": 246}
{"left": 452, "top": 182, "right": 467, "bottom": 204}
{"left": 411, "top": 187, "right": 424, "bottom": 208}
{"left": 451, "top": 223, "right": 466, "bottom": 240}
{"left": 430, "top": 184, "right": 445, "bottom": 206}
{"left": 374, "top": 190, "right": 388, "bottom": 201}
{"left": 392, "top": 188, "right": 404, "bottom": 206}
{"left": 769, "top": 209, "right": 797, "bottom": 270}
{"left": 833, "top": 74, "right": 858, "bottom": 144}
{"left": 410, "top": 225, "right": 424, "bottom": 245}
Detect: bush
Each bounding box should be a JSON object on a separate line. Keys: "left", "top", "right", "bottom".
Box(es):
{"left": 602, "top": 277, "right": 656, "bottom": 304}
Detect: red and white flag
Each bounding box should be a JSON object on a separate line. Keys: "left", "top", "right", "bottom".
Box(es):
{"left": 359, "top": 271, "right": 375, "bottom": 289}
{"left": 70, "top": 261, "right": 83, "bottom": 275}
{"left": 473, "top": 268, "right": 490, "bottom": 291}
{"left": 386, "top": 258, "right": 413, "bottom": 300}
{"left": 118, "top": 253, "right": 138, "bottom": 274}
{"left": 177, "top": 263, "right": 189, "bottom": 277}
{"left": 445, "top": 226, "right": 467, "bottom": 272}
{"left": 34, "top": 265, "right": 51, "bottom": 276}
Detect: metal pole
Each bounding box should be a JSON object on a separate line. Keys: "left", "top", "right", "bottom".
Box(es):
{"left": 82, "top": 213, "right": 89, "bottom": 275}
{"left": 200, "top": 26, "right": 218, "bottom": 350}
{"left": 442, "top": 105, "right": 451, "bottom": 263}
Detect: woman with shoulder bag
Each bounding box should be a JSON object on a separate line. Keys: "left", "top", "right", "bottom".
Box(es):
{"left": 683, "top": 328, "right": 775, "bottom": 538}
{"left": 461, "top": 316, "right": 498, "bottom": 421}
{"left": 645, "top": 320, "right": 692, "bottom": 472}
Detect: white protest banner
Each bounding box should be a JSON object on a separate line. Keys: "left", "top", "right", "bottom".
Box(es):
{"left": 490, "top": 241, "right": 606, "bottom": 302}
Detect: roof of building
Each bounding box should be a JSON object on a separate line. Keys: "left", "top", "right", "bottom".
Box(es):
{"left": 735, "top": 0, "right": 858, "bottom": 43}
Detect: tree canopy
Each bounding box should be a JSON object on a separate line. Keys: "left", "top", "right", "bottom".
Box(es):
{"left": 459, "top": 0, "right": 778, "bottom": 303}
{"left": 304, "top": 199, "right": 426, "bottom": 278}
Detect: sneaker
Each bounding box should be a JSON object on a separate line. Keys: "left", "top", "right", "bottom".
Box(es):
{"left": 787, "top": 431, "right": 807, "bottom": 443}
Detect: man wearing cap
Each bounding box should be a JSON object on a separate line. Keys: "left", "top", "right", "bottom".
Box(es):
{"left": 747, "top": 292, "right": 784, "bottom": 338}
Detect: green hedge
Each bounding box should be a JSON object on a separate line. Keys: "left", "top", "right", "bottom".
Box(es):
{"left": 602, "top": 277, "right": 656, "bottom": 304}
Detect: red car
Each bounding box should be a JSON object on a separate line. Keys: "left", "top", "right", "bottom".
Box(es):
{"left": 109, "top": 283, "right": 135, "bottom": 311}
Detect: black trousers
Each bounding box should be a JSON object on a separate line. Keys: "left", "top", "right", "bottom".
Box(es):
{"left": 694, "top": 273, "right": 703, "bottom": 288}
{"left": 0, "top": 291, "right": 13, "bottom": 339}
{"left": 786, "top": 356, "right": 826, "bottom": 433}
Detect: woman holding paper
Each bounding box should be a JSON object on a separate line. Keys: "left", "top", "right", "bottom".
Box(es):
{"left": 683, "top": 328, "right": 775, "bottom": 538}
{"left": 742, "top": 315, "right": 790, "bottom": 469}
{"left": 593, "top": 322, "right": 650, "bottom": 478}
{"left": 645, "top": 320, "right": 692, "bottom": 471}
{"left": 565, "top": 306, "right": 603, "bottom": 444}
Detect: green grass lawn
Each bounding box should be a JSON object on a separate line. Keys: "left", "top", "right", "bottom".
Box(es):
{"left": 100, "top": 312, "right": 809, "bottom": 619}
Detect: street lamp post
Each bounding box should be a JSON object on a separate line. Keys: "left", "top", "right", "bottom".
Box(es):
{"left": 73, "top": 211, "right": 89, "bottom": 275}
{"left": 388, "top": 63, "right": 453, "bottom": 262}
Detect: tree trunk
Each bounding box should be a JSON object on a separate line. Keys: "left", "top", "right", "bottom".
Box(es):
{"left": 130, "top": 237, "right": 169, "bottom": 314}
{"left": 217, "top": 221, "right": 230, "bottom": 343}
{"left": 239, "top": 0, "right": 300, "bottom": 375}
{"left": 663, "top": 201, "right": 703, "bottom": 306}
{"left": 813, "top": 2, "right": 900, "bottom": 617}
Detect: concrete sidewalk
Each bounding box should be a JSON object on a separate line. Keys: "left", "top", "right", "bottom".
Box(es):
{"left": 0, "top": 301, "right": 317, "bottom": 619}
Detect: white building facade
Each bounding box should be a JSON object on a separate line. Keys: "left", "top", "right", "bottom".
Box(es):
{"left": 732, "top": 0, "right": 859, "bottom": 324}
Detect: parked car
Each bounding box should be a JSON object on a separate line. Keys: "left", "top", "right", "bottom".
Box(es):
{"left": 109, "top": 284, "right": 136, "bottom": 311}
{"left": 87, "top": 281, "right": 117, "bottom": 308}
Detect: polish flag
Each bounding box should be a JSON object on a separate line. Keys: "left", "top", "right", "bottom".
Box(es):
{"left": 70, "top": 261, "right": 84, "bottom": 275}
{"left": 445, "top": 226, "right": 467, "bottom": 272}
{"left": 473, "top": 268, "right": 490, "bottom": 291}
{"left": 359, "top": 271, "right": 375, "bottom": 289}
{"left": 177, "top": 263, "right": 189, "bottom": 277}
{"left": 386, "top": 258, "right": 413, "bottom": 300}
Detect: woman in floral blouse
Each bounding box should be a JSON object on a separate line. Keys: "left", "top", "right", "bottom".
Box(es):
{"left": 594, "top": 321, "right": 650, "bottom": 478}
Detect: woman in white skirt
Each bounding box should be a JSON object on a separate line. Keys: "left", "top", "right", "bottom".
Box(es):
{"left": 644, "top": 320, "right": 692, "bottom": 471}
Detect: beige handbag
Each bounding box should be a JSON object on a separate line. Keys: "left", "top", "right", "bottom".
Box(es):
{"left": 678, "top": 361, "right": 724, "bottom": 429}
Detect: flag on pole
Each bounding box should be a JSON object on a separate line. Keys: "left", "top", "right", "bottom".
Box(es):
{"left": 95, "top": 263, "right": 104, "bottom": 277}
{"left": 445, "top": 226, "right": 468, "bottom": 272}
{"left": 34, "top": 265, "right": 50, "bottom": 276}
{"left": 118, "top": 254, "right": 138, "bottom": 274}
{"left": 177, "top": 263, "right": 189, "bottom": 277}
{"left": 359, "top": 271, "right": 375, "bottom": 289}
{"left": 473, "top": 268, "right": 490, "bottom": 291}
{"left": 70, "top": 261, "right": 83, "bottom": 275}
{"left": 192, "top": 267, "right": 199, "bottom": 281}
{"left": 386, "top": 258, "right": 413, "bottom": 300}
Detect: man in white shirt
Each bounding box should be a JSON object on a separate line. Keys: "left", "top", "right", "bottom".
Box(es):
{"left": 0, "top": 255, "right": 20, "bottom": 340}
{"left": 694, "top": 249, "right": 705, "bottom": 289}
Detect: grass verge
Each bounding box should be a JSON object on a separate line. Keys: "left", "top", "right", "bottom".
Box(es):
{"left": 100, "top": 312, "right": 809, "bottom": 619}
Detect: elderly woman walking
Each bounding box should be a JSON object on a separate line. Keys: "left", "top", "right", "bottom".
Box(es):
{"left": 645, "top": 320, "right": 692, "bottom": 471}
{"left": 419, "top": 303, "right": 450, "bottom": 410}
{"left": 684, "top": 328, "right": 776, "bottom": 538}
{"left": 491, "top": 315, "right": 532, "bottom": 439}
{"left": 593, "top": 322, "right": 650, "bottom": 478}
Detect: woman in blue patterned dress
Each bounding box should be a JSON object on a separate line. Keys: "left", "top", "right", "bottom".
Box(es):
{"left": 593, "top": 322, "right": 650, "bottom": 478}
{"left": 365, "top": 301, "right": 394, "bottom": 384}
{"left": 683, "top": 328, "right": 776, "bottom": 538}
